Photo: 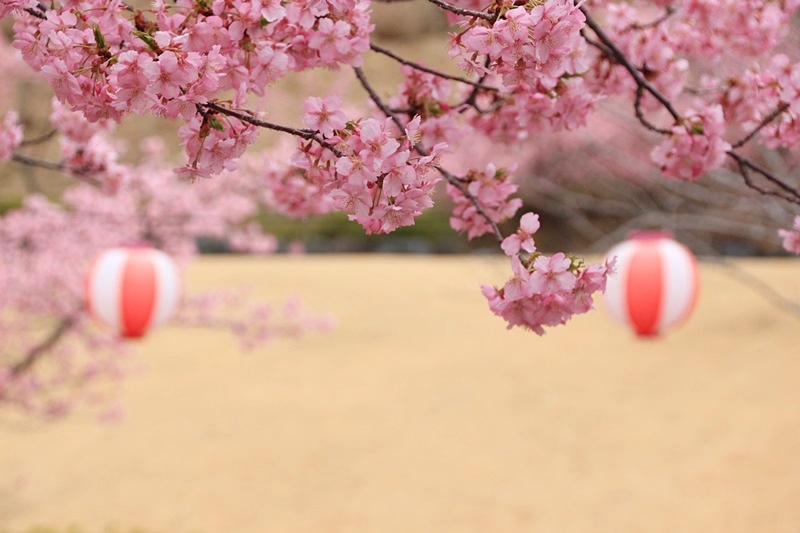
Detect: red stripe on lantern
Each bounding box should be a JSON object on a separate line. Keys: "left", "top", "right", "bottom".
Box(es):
{"left": 120, "top": 250, "right": 157, "bottom": 338}
{"left": 625, "top": 241, "right": 663, "bottom": 337}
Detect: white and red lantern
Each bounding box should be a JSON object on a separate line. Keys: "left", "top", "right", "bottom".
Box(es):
{"left": 85, "top": 246, "right": 181, "bottom": 339}
{"left": 604, "top": 231, "right": 699, "bottom": 337}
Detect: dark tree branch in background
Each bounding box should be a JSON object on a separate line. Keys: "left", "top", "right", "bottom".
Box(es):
{"left": 10, "top": 313, "right": 78, "bottom": 377}
{"left": 352, "top": 66, "right": 505, "bottom": 243}
{"left": 11, "top": 153, "right": 102, "bottom": 186}
{"left": 729, "top": 152, "right": 800, "bottom": 205}
{"left": 12, "top": 153, "right": 71, "bottom": 172}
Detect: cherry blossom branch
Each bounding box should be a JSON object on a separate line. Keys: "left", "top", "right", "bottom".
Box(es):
{"left": 23, "top": 6, "right": 46, "bottom": 19}
{"left": 202, "top": 102, "right": 344, "bottom": 157}
{"left": 580, "top": 6, "right": 682, "bottom": 124}
{"left": 634, "top": 85, "right": 671, "bottom": 135}
{"left": 581, "top": 7, "right": 800, "bottom": 204}
{"left": 352, "top": 66, "right": 407, "bottom": 132}
{"left": 369, "top": 42, "right": 499, "bottom": 92}
{"left": 732, "top": 103, "right": 790, "bottom": 149}
{"left": 425, "top": 0, "right": 493, "bottom": 21}
{"left": 352, "top": 66, "right": 505, "bottom": 242}
{"left": 11, "top": 153, "right": 102, "bottom": 186}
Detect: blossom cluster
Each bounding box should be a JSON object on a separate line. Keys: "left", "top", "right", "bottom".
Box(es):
{"left": 447, "top": 163, "right": 522, "bottom": 240}
{"left": 10, "top": 0, "right": 372, "bottom": 175}
{"left": 295, "top": 101, "right": 447, "bottom": 234}
{"left": 650, "top": 105, "right": 732, "bottom": 181}
{"left": 448, "top": 0, "right": 599, "bottom": 140}
{"left": 482, "top": 213, "right": 614, "bottom": 335}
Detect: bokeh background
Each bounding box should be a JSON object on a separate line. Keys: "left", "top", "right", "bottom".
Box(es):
{"left": 3, "top": 2, "right": 800, "bottom": 532}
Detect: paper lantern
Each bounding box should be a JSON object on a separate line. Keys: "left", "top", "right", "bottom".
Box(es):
{"left": 604, "top": 231, "right": 699, "bottom": 337}
{"left": 85, "top": 246, "right": 181, "bottom": 338}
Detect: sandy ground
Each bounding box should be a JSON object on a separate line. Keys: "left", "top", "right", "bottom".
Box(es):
{"left": 2, "top": 255, "right": 800, "bottom": 533}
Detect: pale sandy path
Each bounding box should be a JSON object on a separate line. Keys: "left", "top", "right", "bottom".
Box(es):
{"left": 3, "top": 255, "right": 800, "bottom": 533}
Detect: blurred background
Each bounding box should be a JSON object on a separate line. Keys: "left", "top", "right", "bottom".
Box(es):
{"left": 2, "top": 3, "right": 800, "bottom": 533}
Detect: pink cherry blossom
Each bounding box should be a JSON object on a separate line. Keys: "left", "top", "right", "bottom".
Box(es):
{"left": 303, "top": 95, "right": 348, "bottom": 138}
{"left": 779, "top": 216, "right": 800, "bottom": 255}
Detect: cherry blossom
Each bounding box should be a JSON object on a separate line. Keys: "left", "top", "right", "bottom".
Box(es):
{"left": 779, "top": 216, "right": 800, "bottom": 255}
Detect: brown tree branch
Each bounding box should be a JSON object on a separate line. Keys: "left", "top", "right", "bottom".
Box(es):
{"left": 580, "top": 6, "right": 682, "bottom": 124}
{"left": 202, "top": 102, "right": 345, "bottom": 157}
{"left": 11, "top": 153, "right": 102, "bottom": 186}
{"left": 732, "top": 103, "right": 790, "bottom": 149}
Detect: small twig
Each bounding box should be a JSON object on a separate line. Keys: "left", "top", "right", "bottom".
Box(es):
{"left": 626, "top": 7, "right": 676, "bottom": 31}
{"left": 634, "top": 85, "right": 671, "bottom": 135}
{"left": 369, "top": 42, "right": 499, "bottom": 92}
{"left": 202, "top": 102, "right": 344, "bottom": 157}
{"left": 11, "top": 153, "right": 69, "bottom": 172}
{"left": 352, "top": 67, "right": 406, "bottom": 133}
{"left": 11, "top": 153, "right": 102, "bottom": 186}
{"left": 20, "top": 129, "right": 57, "bottom": 147}
{"left": 458, "top": 56, "right": 496, "bottom": 111}
{"left": 732, "top": 103, "right": 790, "bottom": 149}
{"left": 426, "top": 0, "right": 493, "bottom": 21}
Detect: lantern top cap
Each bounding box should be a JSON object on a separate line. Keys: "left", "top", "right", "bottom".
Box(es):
{"left": 627, "top": 229, "right": 674, "bottom": 241}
